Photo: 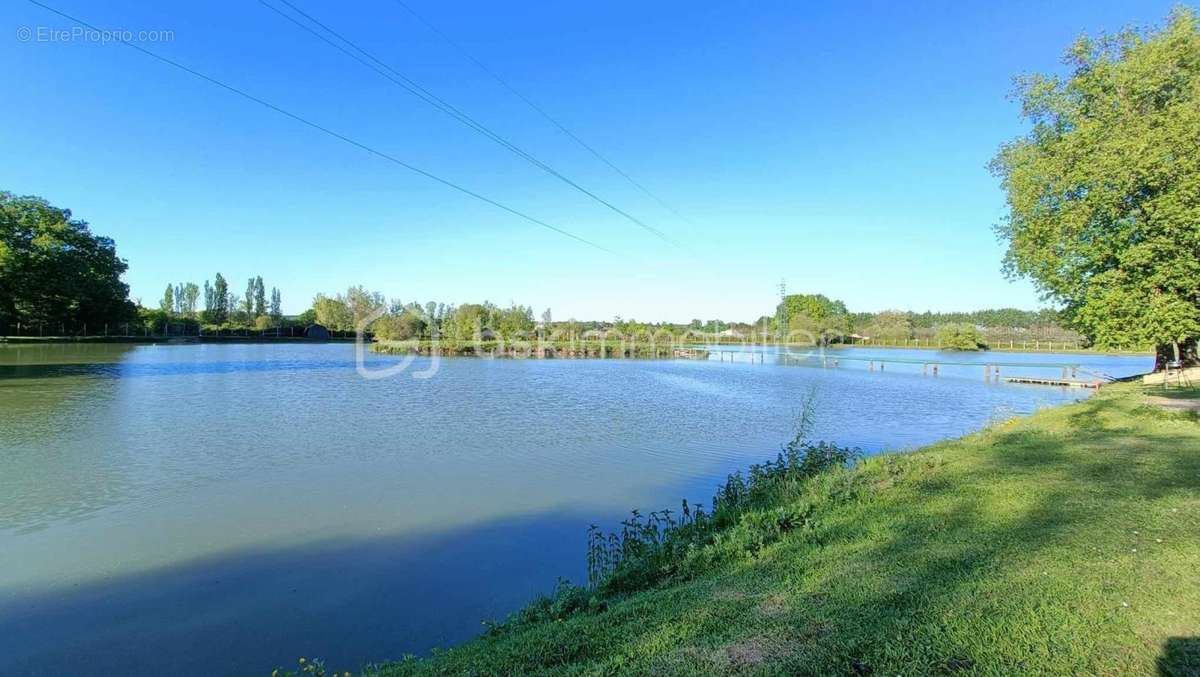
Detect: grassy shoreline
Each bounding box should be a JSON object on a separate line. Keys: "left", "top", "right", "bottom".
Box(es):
{"left": 290, "top": 383, "right": 1198, "bottom": 676}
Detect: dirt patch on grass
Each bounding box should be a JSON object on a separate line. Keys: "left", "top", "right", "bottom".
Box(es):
{"left": 723, "top": 631, "right": 809, "bottom": 670}
{"left": 724, "top": 636, "right": 772, "bottom": 668}
{"left": 1146, "top": 396, "right": 1200, "bottom": 414}
{"left": 757, "top": 593, "right": 790, "bottom": 617}
{"left": 711, "top": 588, "right": 751, "bottom": 602}
{"left": 651, "top": 646, "right": 727, "bottom": 673}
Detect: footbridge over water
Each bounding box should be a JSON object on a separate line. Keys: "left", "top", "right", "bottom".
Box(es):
{"left": 705, "top": 349, "right": 1113, "bottom": 388}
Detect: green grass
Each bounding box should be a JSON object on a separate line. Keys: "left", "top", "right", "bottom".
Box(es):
{"left": 289, "top": 384, "right": 1199, "bottom": 676}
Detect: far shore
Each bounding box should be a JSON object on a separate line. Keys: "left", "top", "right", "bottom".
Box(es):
{"left": 0, "top": 334, "right": 1154, "bottom": 358}
{"left": 0, "top": 335, "right": 360, "bottom": 345}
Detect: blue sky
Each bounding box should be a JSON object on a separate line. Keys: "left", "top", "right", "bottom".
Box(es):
{"left": 1, "top": 0, "right": 1175, "bottom": 321}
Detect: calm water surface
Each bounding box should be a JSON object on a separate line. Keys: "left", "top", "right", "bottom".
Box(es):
{"left": 0, "top": 342, "right": 1151, "bottom": 675}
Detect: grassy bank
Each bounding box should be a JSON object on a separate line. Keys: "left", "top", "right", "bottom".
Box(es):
{"left": 288, "top": 383, "right": 1198, "bottom": 676}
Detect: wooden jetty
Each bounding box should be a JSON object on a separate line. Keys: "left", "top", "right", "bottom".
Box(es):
{"left": 1003, "top": 376, "right": 1101, "bottom": 389}
{"left": 687, "top": 347, "right": 1114, "bottom": 388}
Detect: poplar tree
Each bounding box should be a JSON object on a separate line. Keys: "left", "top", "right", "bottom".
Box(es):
{"left": 253, "top": 276, "right": 266, "bottom": 318}
{"left": 269, "top": 287, "right": 282, "bottom": 323}
{"left": 160, "top": 284, "right": 174, "bottom": 315}
{"left": 212, "top": 273, "right": 229, "bottom": 324}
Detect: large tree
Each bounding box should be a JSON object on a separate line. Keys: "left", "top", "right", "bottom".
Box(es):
{"left": 0, "top": 191, "right": 134, "bottom": 330}
{"left": 775, "top": 293, "right": 850, "bottom": 345}
{"left": 991, "top": 9, "right": 1200, "bottom": 367}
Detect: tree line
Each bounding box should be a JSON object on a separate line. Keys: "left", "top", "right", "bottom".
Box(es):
{"left": 147, "top": 274, "right": 285, "bottom": 331}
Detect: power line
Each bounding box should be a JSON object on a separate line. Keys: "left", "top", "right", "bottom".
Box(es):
{"left": 391, "top": 0, "right": 698, "bottom": 229}
{"left": 261, "top": 0, "right": 678, "bottom": 247}
{"left": 24, "top": 0, "right": 613, "bottom": 255}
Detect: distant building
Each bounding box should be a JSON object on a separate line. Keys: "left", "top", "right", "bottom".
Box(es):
{"left": 305, "top": 324, "right": 330, "bottom": 340}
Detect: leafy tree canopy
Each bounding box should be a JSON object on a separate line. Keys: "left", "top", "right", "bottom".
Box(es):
{"left": 991, "top": 9, "right": 1200, "bottom": 359}
{"left": 0, "top": 191, "right": 134, "bottom": 329}
{"left": 775, "top": 293, "right": 850, "bottom": 343}
{"left": 937, "top": 323, "right": 987, "bottom": 351}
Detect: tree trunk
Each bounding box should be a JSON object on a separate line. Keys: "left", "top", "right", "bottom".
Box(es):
{"left": 1155, "top": 337, "right": 1198, "bottom": 371}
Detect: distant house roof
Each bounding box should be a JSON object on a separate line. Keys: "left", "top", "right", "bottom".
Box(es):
{"left": 305, "top": 324, "right": 330, "bottom": 340}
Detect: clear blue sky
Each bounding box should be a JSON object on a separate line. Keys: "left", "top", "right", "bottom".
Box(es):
{"left": 1, "top": 0, "right": 1176, "bottom": 321}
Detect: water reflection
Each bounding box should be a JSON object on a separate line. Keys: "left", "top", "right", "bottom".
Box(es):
{"left": 0, "top": 510, "right": 588, "bottom": 676}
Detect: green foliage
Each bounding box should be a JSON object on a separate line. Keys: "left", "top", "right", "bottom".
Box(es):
{"left": 253, "top": 276, "right": 266, "bottom": 319}
{"left": 269, "top": 287, "right": 282, "bottom": 323}
{"left": 295, "top": 308, "right": 317, "bottom": 326}
{"left": 775, "top": 293, "right": 850, "bottom": 344}
{"left": 160, "top": 284, "right": 174, "bottom": 315}
{"left": 373, "top": 310, "right": 426, "bottom": 341}
{"left": 182, "top": 282, "right": 200, "bottom": 318}
{"left": 0, "top": 191, "right": 135, "bottom": 329}
{"left": 271, "top": 656, "right": 351, "bottom": 677}
{"left": 208, "top": 273, "right": 229, "bottom": 324}
{"left": 582, "top": 414, "right": 859, "bottom": 597}
{"left": 858, "top": 309, "right": 914, "bottom": 341}
{"left": 309, "top": 286, "right": 389, "bottom": 332}
{"left": 936, "top": 322, "right": 986, "bottom": 350}
{"left": 991, "top": 9, "right": 1200, "bottom": 358}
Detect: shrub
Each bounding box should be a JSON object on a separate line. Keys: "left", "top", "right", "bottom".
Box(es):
{"left": 937, "top": 323, "right": 986, "bottom": 350}
{"left": 584, "top": 437, "right": 859, "bottom": 595}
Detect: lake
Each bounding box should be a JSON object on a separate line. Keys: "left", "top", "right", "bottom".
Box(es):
{"left": 0, "top": 342, "right": 1152, "bottom": 675}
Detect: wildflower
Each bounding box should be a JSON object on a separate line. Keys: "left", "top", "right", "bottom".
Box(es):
{"left": 299, "top": 657, "right": 307, "bottom": 665}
